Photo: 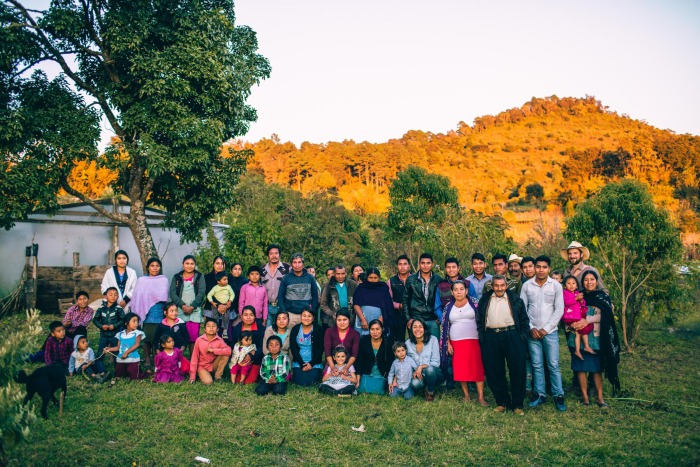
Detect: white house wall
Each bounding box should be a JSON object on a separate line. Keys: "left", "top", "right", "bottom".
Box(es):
{"left": 0, "top": 223, "right": 225, "bottom": 296}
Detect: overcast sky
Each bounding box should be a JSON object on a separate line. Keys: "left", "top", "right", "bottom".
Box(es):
{"left": 234, "top": 0, "right": 700, "bottom": 145}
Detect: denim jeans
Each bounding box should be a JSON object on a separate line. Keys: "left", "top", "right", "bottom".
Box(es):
{"left": 389, "top": 386, "right": 415, "bottom": 399}
{"left": 267, "top": 305, "right": 280, "bottom": 327}
{"left": 528, "top": 332, "right": 564, "bottom": 397}
{"left": 410, "top": 365, "right": 444, "bottom": 393}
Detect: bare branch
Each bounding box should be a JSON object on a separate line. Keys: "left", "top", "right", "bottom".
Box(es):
{"left": 60, "top": 179, "right": 128, "bottom": 223}
{"left": 627, "top": 259, "right": 657, "bottom": 298}
{"left": 11, "top": 57, "right": 52, "bottom": 77}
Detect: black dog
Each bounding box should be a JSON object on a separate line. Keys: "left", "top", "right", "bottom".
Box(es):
{"left": 16, "top": 364, "right": 67, "bottom": 419}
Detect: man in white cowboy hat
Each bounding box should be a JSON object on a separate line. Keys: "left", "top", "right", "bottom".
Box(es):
{"left": 507, "top": 254, "right": 523, "bottom": 286}
{"left": 561, "top": 241, "right": 606, "bottom": 291}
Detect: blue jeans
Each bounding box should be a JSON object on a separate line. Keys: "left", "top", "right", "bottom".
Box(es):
{"left": 528, "top": 332, "right": 564, "bottom": 397}
{"left": 410, "top": 365, "right": 444, "bottom": 394}
{"left": 389, "top": 386, "right": 415, "bottom": 399}
{"left": 267, "top": 305, "right": 280, "bottom": 327}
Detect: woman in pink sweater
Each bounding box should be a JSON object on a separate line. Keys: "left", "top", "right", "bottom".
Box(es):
{"left": 189, "top": 319, "right": 232, "bottom": 384}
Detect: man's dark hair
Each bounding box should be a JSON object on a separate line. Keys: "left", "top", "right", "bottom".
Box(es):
{"left": 104, "top": 286, "right": 118, "bottom": 295}
{"left": 266, "top": 335, "right": 283, "bottom": 348}
{"left": 396, "top": 254, "right": 410, "bottom": 264}
{"left": 75, "top": 290, "right": 89, "bottom": 300}
{"left": 444, "top": 256, "right": 460, "bottom": 267}
{"left": 334, "top": 264, "right": 346, "bottom": 272}
{"left": 419, "top": 253, "right": 433, "bottom": 262}
{"left": 471, "top": 253, "right": 486, "bottom": 262}
{"left": 266, "top": 243, "right": 281, "bottom": 255}
{"left": 49, "top": 321, "right": 64, "bottom": 332}
{"left": 521, "top": 256, "right": 535, "bottom": 266}
{"left": 535, "top": 255, "right": 551, "bottom": 266}
{"left": 492, "top": 254, "right": 507, "bottom": 264}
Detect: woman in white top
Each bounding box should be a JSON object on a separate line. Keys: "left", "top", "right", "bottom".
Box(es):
{"left": 101, "top": 249, "right": 137, "bottom": 309}
{"left": 440, "top": 281, "right": 487, "bottom": 405}
{"left": 405, "top": 318, "right": 443, "bottom": 401}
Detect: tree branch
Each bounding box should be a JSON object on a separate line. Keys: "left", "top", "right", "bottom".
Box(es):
{"left": 8, "top": 0, "right": 124, "bottom": 139}
{"left": 627, "top": 259, "right": 657, "bottom": 299}
{"left": 60, "top": 179, "right": 128, "bottom": 224}
{"left": 11, "top": 57, "right": 52, "bottom": 78}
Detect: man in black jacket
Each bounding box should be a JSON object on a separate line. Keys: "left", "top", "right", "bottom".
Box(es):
{"left": 477, "top": 275, "right": 529, "bottom": 415}
{"left": 402, "top": 253, "right": 443, "bottom": 339}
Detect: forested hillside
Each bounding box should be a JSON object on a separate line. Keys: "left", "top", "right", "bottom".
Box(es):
{"left": 233, "top": 96, "right": 700, "bottom": 234}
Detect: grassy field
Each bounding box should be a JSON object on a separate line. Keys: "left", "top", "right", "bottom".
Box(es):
{"left": 6, "top": 313, "right": 700, "bottom": 466}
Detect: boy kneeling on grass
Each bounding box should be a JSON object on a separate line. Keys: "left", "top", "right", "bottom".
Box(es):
{"left": 189, "top": 318, "right": 232, "bottom": 385}
{"left": 69, "top": 335, "right": 107, "bottom": 383}
{"left": 44, "top": 321, "right": 73, "bottom": 375}
{"left": 256, "top": 335, "right": 290, "bottom": 396}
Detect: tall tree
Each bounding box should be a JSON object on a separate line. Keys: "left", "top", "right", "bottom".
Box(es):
{"left": 1, "top": 0, "right": 270, "bottom": 269}
{"left": 565, "top": 179, "right": 682, "bottom": 350}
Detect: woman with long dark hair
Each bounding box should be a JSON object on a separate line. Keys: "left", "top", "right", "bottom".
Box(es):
{"left": 568, "top": 270, "right": 621, "bottom": 408}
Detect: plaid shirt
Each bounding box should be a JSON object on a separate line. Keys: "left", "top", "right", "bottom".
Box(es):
{"left": 63, "top": 305, "right": 95, "bottom": 331}
{"left": 259, "top": 353, "right": 291, "bottom": 382}
{"left": 44, "top": 336, "right": 73, "bottom": 366}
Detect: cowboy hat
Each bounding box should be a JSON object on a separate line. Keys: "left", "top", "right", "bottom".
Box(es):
{"left": 560, "top": 241, "right": 590, "bottom": 261}
{"left": 507, "top": 254, "right": 522, "bottom": 264}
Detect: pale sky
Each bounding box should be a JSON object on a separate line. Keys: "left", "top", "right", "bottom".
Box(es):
{"left": 234, "top": 0, "right": 700, "bottom": 145}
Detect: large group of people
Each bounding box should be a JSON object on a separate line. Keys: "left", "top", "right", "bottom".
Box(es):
{"left": 41, "top": 241, "right": 621, "bottom": 413}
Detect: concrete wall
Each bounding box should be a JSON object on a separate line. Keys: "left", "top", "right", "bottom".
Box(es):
{"left": 0, "top": 222, "right": 222, "bottom": 297}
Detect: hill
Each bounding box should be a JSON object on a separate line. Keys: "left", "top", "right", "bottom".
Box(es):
{"left": 232, "top": 96, "right": 700, "bottom": 239}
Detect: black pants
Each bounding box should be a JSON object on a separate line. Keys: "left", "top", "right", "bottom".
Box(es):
{"left": 482, "top": 330, "right": 527, "bottom": 410}
{"left": 392, "top": 316, "right": 407, "bottom": 344}
{"left": 255, "top": 381, "right": 287, "bottom": 396}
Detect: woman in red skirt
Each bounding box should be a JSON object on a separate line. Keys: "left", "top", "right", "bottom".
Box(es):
{"left": 440, "top": 280, "right": 487, "bottom": 405}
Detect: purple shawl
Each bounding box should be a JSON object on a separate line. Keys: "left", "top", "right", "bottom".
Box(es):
{"left": 353, "top": 281, "right": 395, "bottom": 330}
{"left": 130, "top": 275, "right": 170, "bottom": 321}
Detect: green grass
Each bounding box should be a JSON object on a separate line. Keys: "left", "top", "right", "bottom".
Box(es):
{"left": 6, "top": 314, "right": 700, "bottom": 466}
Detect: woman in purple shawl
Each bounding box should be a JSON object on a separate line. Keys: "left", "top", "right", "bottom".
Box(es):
{"left": 352, "top": 267, "right": 395, "bottom": 338}
{"left": 130, "top": 257, "right": 170, "bottom": 366}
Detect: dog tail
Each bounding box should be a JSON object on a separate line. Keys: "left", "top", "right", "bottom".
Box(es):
{"left": 15, "top": 370, "right": 28, "bottom": 384}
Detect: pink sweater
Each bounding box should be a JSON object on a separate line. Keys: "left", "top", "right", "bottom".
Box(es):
{"left": 189, "top": 334, "right": 232, "bottom": 381}
{"left": 562, "top": 289, "right": 587, "bottom": 324}
{"left": 238, "top": 282, "right": 269, "bottom": 322}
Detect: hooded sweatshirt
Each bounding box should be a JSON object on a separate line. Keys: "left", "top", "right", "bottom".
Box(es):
{"left": 68, "top": 335, "right": 96, "bottom": 374}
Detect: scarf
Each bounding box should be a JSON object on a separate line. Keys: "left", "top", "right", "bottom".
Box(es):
{"left": 583, "top": 288, "right": 622, "bottom": 396}
{"left": 130, "top": 275, "right": 170, "bottom": 322}
{"left": 353, "top": 281, "right": 395, "bottom": 331}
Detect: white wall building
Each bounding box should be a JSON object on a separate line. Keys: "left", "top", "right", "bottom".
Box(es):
{"left": 0, "top": 201, "right": 227, "bottom": 296}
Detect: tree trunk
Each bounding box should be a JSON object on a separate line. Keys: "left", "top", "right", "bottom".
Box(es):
{"left": 127, "top": 199, "right": 158, "bottom": 272}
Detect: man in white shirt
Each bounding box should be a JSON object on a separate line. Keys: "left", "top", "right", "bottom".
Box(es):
{"left": 520, "top": 255, "right": 567, "bottom": 412}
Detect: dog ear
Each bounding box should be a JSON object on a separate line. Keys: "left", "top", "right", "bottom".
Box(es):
{"left": 15, "top": 370, "right": 28, "bottom": 384}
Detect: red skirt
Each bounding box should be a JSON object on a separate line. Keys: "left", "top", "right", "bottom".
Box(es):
{"left": 451, "top": 339, "right": 484, "bottom": 382}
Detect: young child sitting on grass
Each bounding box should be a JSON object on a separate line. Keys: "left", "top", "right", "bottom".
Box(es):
{"left": 154, "top": 335, "right": 186, "bottom": 383}
{"left": 388, "top": 341, "right": 417, "bottom": 400}
{"left": 69, "top": 335, "right": 106, "bottom": 382}
{"left": 255, "top": 335, "right": 290, "bottom": 396}
{"left": 319, "top": 346, "right": 357, "bottom": 396}
{"left": 44, "top": 321, "right": 73, "bottom": 374}
{"left": 104, "top": 312, "right": 146, "bottom": 380}
{"left": 92, "top": 287, "right": 125, "bottom": 363}
{"left": 189, "top": 319, "right": 232, "bottom": 385}
{"left": 230, "top": 331, "right": 257, "bottom": 384}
